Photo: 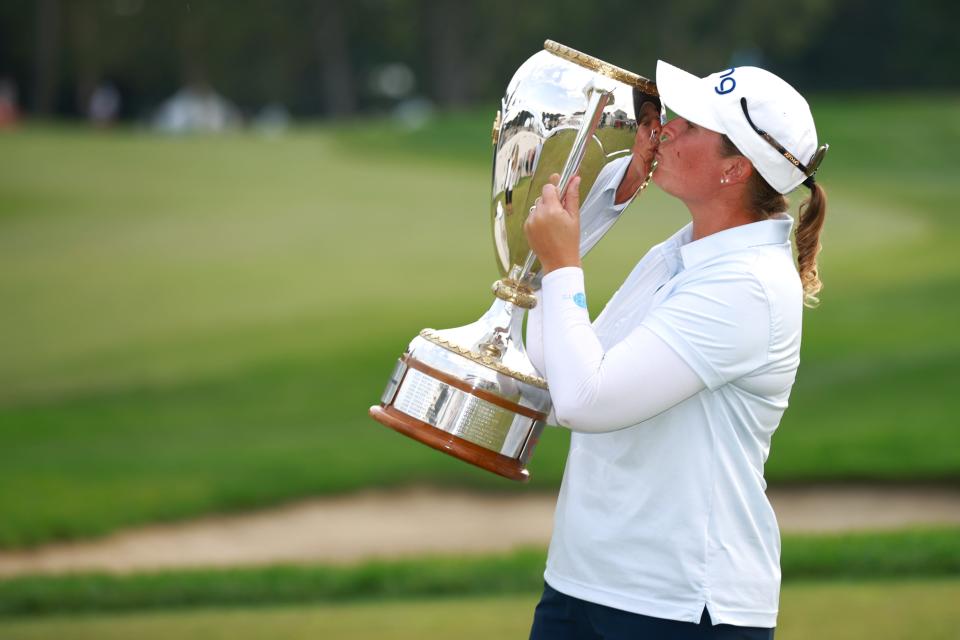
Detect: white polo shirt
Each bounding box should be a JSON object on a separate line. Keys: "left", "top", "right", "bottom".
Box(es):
{"left": 527, "top": 209, "right": 802, "bottom": 628}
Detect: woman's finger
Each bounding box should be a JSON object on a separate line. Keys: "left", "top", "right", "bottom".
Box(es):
{"left": 562, "top": 176, "right": 582, "bottom": 218}
{"left": 541, "top": 182, "right": 560, "bottom": 206}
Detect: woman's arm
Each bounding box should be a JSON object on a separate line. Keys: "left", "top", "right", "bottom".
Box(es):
{"left": 540, "top": 267, "right": 704, "bottom": 433}
{"left": 526, "top": 158, "right": 632, "bottom": 377}
{"left": 525, "top": 290, "right": 546, "bottom": 375}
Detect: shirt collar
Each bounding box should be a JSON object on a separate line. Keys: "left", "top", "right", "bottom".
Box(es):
{"left": 591, "top": 156, "right": 631, "bottom": 199}
{"left": 659, "top": 223, "right": 693, "bottom": 276}
{"left": 678, "top": 213, "right": 794, "bottom": 270}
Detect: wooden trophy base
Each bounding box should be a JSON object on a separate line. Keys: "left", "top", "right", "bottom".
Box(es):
{"left": 369, "top": 405, "right": 530, "bottom": 482}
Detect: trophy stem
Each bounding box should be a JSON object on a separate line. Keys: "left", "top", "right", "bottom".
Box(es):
{"left": 492, "top": 264, "right": 538, "bottom": 309}
{"left": 473, "top": 297, "right": 527, "bottom": 363}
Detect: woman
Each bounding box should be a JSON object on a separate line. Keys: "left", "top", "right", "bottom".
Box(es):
{"left": 522, "top": 60, "right": 829, "bottom": 639}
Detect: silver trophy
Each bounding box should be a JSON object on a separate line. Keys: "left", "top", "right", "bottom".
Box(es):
{"left": 369, "top": 41, "right": 661, "bottom": 481}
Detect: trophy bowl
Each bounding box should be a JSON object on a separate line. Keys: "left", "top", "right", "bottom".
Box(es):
{"left": 370, "top": 41, "right": 660, "bottom": 481}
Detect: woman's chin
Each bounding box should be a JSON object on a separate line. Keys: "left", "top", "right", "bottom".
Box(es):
{"left": 651, "top": 172, "right": 674, "bottom": 195}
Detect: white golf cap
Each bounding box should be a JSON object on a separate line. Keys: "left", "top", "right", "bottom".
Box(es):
{"left": 656, "top": 60, "right": 823, "bottom": 194}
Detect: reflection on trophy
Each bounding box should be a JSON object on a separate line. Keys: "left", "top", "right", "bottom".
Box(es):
{"left": 369, "top": 41, "right": 661, "bottom": 481}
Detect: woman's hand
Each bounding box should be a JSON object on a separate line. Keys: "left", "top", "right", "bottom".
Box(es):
{"left": 524, "top": 172, "right": 582, "bottom": 275}
{"left": 615, "top": 101, "right": 662, "bottom": 205}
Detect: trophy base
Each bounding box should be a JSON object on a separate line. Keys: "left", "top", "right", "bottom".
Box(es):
{"left": 369, "top": 405, "right": 530, "bottom": 482}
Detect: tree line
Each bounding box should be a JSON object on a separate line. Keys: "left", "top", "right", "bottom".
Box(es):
{"left": 0, "top": 0, "right": 956, "bottom": 120}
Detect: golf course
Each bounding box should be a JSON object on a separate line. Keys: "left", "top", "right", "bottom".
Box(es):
{"left": 1, "top": 94, "right": 959, "bottom": 637}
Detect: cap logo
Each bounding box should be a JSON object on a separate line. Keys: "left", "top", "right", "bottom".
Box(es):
{"left": 714, "top": 68, "right": 736, "bottom": 95}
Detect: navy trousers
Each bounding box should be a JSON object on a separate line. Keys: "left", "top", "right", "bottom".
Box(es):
{"left": 529, "top": 582, "right": 775, "bottom": 640}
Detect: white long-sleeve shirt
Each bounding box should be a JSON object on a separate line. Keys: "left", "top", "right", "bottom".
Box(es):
{"left": 525, "top": 184, "right": 802, "bottom": 627}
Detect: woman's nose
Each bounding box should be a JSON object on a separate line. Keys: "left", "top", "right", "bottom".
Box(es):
{"left": 660, "top": 118, "right": 681, "bottom": 143}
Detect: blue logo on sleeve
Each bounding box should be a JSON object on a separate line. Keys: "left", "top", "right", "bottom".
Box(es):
{"left": 573, "top": 292, "right": 587, "bottom": 308}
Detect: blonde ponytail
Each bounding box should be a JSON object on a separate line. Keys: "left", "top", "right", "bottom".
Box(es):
{"left": 795, "top": 181, "right": 827, "bottom": 307}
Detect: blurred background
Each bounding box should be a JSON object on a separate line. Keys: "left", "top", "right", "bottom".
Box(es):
{"left": 1, "top": 1, "right": 959, "bottom": 638}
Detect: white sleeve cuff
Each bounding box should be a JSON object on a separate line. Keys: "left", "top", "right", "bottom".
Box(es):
{"left": 541, "top": 266, "right": 587, "bottom": 299}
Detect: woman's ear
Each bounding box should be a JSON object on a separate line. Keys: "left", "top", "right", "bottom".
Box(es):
{"left": 721, "top": 156, "right": 753, "bottom": 186}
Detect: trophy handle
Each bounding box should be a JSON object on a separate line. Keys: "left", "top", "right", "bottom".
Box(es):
{"left": 516, "top": 81, "right": 613, "bottom": 285}
{"left": 491, "top": 81, "right": 614, "bottom": 309}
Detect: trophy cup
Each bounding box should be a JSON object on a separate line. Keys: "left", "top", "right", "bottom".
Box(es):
{"left": 369, "top": 41, "right": 661, "bottom": 481}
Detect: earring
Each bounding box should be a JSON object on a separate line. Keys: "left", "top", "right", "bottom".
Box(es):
{"left": 720, "top": 177, "right": 728, "bottom": 184}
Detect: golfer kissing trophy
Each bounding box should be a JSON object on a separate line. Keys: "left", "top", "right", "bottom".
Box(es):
{"left": 369, "top": 40, "right": 661, "bottom": 481}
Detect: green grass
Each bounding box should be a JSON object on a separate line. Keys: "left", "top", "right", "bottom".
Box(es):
{"left": 2, "top": 578, "right": 960, "bottom": 639}
{"left": 1, "top": 527, "right": 957, "bottom": 617}
{"left": 1, "top": 95, "right": 959, "bottom": 547}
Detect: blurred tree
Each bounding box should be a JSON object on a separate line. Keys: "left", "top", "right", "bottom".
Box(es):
{"left": 315, "top": 0, "right": 357, "bottom": 116}
{"left": 33, "top": 0, "right": 60, "bottom": 115}
{"left": 423, "top": 0, "right": 469, "bottom": 107}
{"left": 69, "top": 1, "right": 101, "bottom": 115}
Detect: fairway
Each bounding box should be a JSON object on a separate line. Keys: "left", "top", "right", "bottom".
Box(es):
{"left": 0, "top": 578, "right": 958, "bottom": 639}
{"left": 1, "top": 96, "right": 959, "bottom": 547}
